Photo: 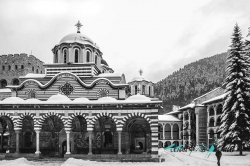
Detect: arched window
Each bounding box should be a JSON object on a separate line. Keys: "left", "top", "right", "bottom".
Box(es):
{"left": 21, "top": 65, "right": 24, "bottom": 69}
{"left": 8, "top": 65, "right": 11, "bottom": 70}
{"left": 86, "top": 51, "right": 90, "bottom": 62}
{"left": 0, "top": 79, "right": 7, "bottom": 88}
{"left": 209, "top": 118, "right": 215, "bottom": 127}
{"left": 149, "top": 86, "right": 151, "bottom": 96}
{"left": 95, "top": 55, "right": 97, "bottom": 64}
{"left": 209, "top": 107, "right": 214, "bottom": 116}
{"left": 75, "top": 49, "right": 79, "bottom": 63}
{"left": 15, "top": 65, "right": 18, "bottom": 70}
{"left": 28, "top": 90, "right": 36, "bottom": 99}
{"left": 55, "top": 52, "right": 58, "bottom": 63}
{"left": 217, "top": 104, "right": 223, "bottom": 114}
{"left": 142, "top": 85, "right": 145, "bottom": 95}
{"left": 2, "top": 66, "right": 5, "bottom": 70}
{"left": 12, "top": 78, "right": 20, "bottom": 85}
{"left": 63, "top": 49, "right": 67, "bottom": 63}
{"left": 135, "top": 85, "right": 138, "bottom": 95}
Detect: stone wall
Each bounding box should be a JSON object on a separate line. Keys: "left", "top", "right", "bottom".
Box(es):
{"left": 0, "top": 53, "right": 44, "bottom": 87}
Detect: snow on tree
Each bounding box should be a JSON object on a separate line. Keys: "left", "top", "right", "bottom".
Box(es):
{"left": 218, "top": 23, "right": 250, "bottom": 155}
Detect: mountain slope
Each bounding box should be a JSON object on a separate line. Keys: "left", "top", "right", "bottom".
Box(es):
{"left": 154, "top": 52, "right": 227, "bottom": 114}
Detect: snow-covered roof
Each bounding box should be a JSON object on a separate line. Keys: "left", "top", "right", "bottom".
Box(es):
{"left": 130, "top": 75, "right": 150, "bottom": 82}
{"left": 192, "top": 87, "right": 222, "bottom": 101}
{"left": 47, "top": 94, "right": 72, "bottom": 103}
{"left": 98, "top": 73, "right": 122, "bottom": 77}
{"left": 126, "top": 94, "right": 151, "bottom": 102}
{"left": 158, "top": 115, "right": 181, "bottom": 121}
{"left": 166, "top": 110, "right": 181, "bottom": 115}
{"left": 179, "top": 103, "right": 195, "bottom": 111}
{"left": 20, "top": 73, "right": 46, "bottom": 78}
{"left": 0, "top": 94, "right": 162, "bottom": 105}
{"left": 202, "top": 93, "right": 226, "bottom": 105}
{"left": 1, "top": 97, "right": 24, "bottom": 103}
{"left": 24, "top": 98, "right": 41, "bottom": 103}
{"left": 73, "top": 97, "right": 90, "bottom": 102}
{"left": 0, "top": 88, "right": 11, "bottom": 93}
{"left": 97, "top": 96, "right": 117, "bottom": 101}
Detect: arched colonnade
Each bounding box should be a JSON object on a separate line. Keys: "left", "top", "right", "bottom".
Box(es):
{"left": 0, "top": 111, "right": 153, "bottom": 156}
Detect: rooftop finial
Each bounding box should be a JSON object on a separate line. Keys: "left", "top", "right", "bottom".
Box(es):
{"left": 139, "top": 69, "right": 143, "bottom": 76}
{"left": 75, "top": 21, "right": 83, "bottom": 33}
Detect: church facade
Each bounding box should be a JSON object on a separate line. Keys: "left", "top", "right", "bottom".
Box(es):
{"left": 0, "top": 22, "right": 161, "bottom": 159}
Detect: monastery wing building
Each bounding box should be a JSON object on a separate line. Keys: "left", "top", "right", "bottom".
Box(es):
{"left": 0, "top": 21, "right": 161, "bottom": 160}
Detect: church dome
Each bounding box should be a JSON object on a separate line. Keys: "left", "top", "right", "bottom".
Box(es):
{"left": 60, "top": 33, "right": 94, "bottom": 45}
{"left": 47, "top": 94, "right": 71, "bottom": 102}
{"left": 131, "top": 75, "right": 149, "bottom": 82}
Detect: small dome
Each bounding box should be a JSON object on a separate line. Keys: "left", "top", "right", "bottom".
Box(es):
{"left": 101, "top": 59, "right": 109, "bottom": 66}
{"left": 47, "top": 94, "right": 71, "bottom": 102}
{"left": 126, "top": 94, "right": 151, "bottom": 101}
{"left": 73, "top": 97, "right": 90, "bottom": 102}
{"left": 2, "top": 97, "right": 24, "bottom": 103}
{"left": 97, "top": 96, "right": 117, "bottom": 101}
{"left": 60, "top": 33, "right": 94, "bottom": 45}
{"left": 131, "top": 75, "right": 149, "bottom": 82}
{"left": 25, "top": 98, "right": 41, "bottom": 103}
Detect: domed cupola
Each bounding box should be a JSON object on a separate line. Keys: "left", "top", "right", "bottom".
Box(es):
{"left": 45, "top": 21, "right": 115, "bottom": 77}
{"left": 128, "top": 69, "right": 154, "bottom": 97}
{"left": 51, "top": 21, "right": 102, "bottom": 67}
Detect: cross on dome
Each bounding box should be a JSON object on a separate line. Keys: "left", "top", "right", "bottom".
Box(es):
{"left": 139, "top": 69, "right": 143, "bottom": 76}
{"left": 75, "top": 21, "right": 83, "bottom": 33}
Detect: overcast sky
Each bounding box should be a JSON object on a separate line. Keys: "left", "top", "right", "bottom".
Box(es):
{"left": 0, "top": 0, "right": 250, "bottom": 83}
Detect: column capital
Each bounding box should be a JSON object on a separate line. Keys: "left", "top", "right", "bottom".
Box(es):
{"left": 65, "top": 127, "right": 72, "bottom": 132}
{"left": 34, "top": 128, "right": 41, "bottom": 132}
{"left": 87, "top": 128, "right": 93, "bottom": 132}
{"left": 14, "top": 128, "right": 21, "bottom": 132}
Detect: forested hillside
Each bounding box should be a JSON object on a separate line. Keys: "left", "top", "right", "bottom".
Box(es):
{"left": 154, "top": 52, "right": 227, "bottom": 114}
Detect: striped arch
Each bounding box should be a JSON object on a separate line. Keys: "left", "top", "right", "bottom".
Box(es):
{"left": 120, "top": 112, "right": 151, "bottom": 128}
{"left": 16, "top": 112, "right": 35, "bottom": 128}
{"left": 89, "top": 112, "right": 118, "bottom": 127}
{"left": 36, "top": 112, "right": 66, "bottom": 128}
{"left": 66, "top": 113, "right": 89, "bottom": 128}
{"left": 0, "top": 112, "right": 16, "bottom": 127}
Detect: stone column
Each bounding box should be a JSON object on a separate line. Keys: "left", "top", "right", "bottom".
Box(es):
{"left": 162, "top": 123, "right": 165, "bottom": 140}
{"left": 188, "top": 111, "right": 191, "bottom": 144}
{"left": 207, "top": 133, "right": 210, "bottom": 149}
{"left": 35, "top": 128, "right": 41, "bottom": 155}
{"left": 178, "top": 125, "right": 181, "bottom": 140}
{"left": 88, "top": 131, "right": 92, "bottom": 155}
{"left": 182, "top": 112, "right": 185, "bottom": 143}
{"left": 118, "top": 131, "right": 122, "bottom": 154}
{"left": 170, "top": 123, "right": 173, "bottom": 140}
{"left": 65, "top": 128, "right": 71, "bottom": 154}
{"left": 14, "top": 128, "right": 21, "bottom": 153}
{"left": 207, "top": 108, "right": 210, "bottom": 149}
{"left": 214, "top": 106, "right": 217, "bottom": 126}
{"left": 195, "top": 113, "right": 199, "bottom": 145}
{"left": 207, "top": 108, "right": 210, "bottom": 128}
{"left": 0, "top": 132, "right": 3, "bottom": 152}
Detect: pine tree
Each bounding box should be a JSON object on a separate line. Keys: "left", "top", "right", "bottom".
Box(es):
{"left": 218, "top": 23, "right": 250, "bottom": 155}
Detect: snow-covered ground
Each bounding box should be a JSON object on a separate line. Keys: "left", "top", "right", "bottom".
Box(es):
{"left": 1, "top": 149, "right": 250, "bottom": 166}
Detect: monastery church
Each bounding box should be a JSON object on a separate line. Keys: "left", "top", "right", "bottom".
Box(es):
{"left": 0, "top": 21, "right": 160, "bottom": 159}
